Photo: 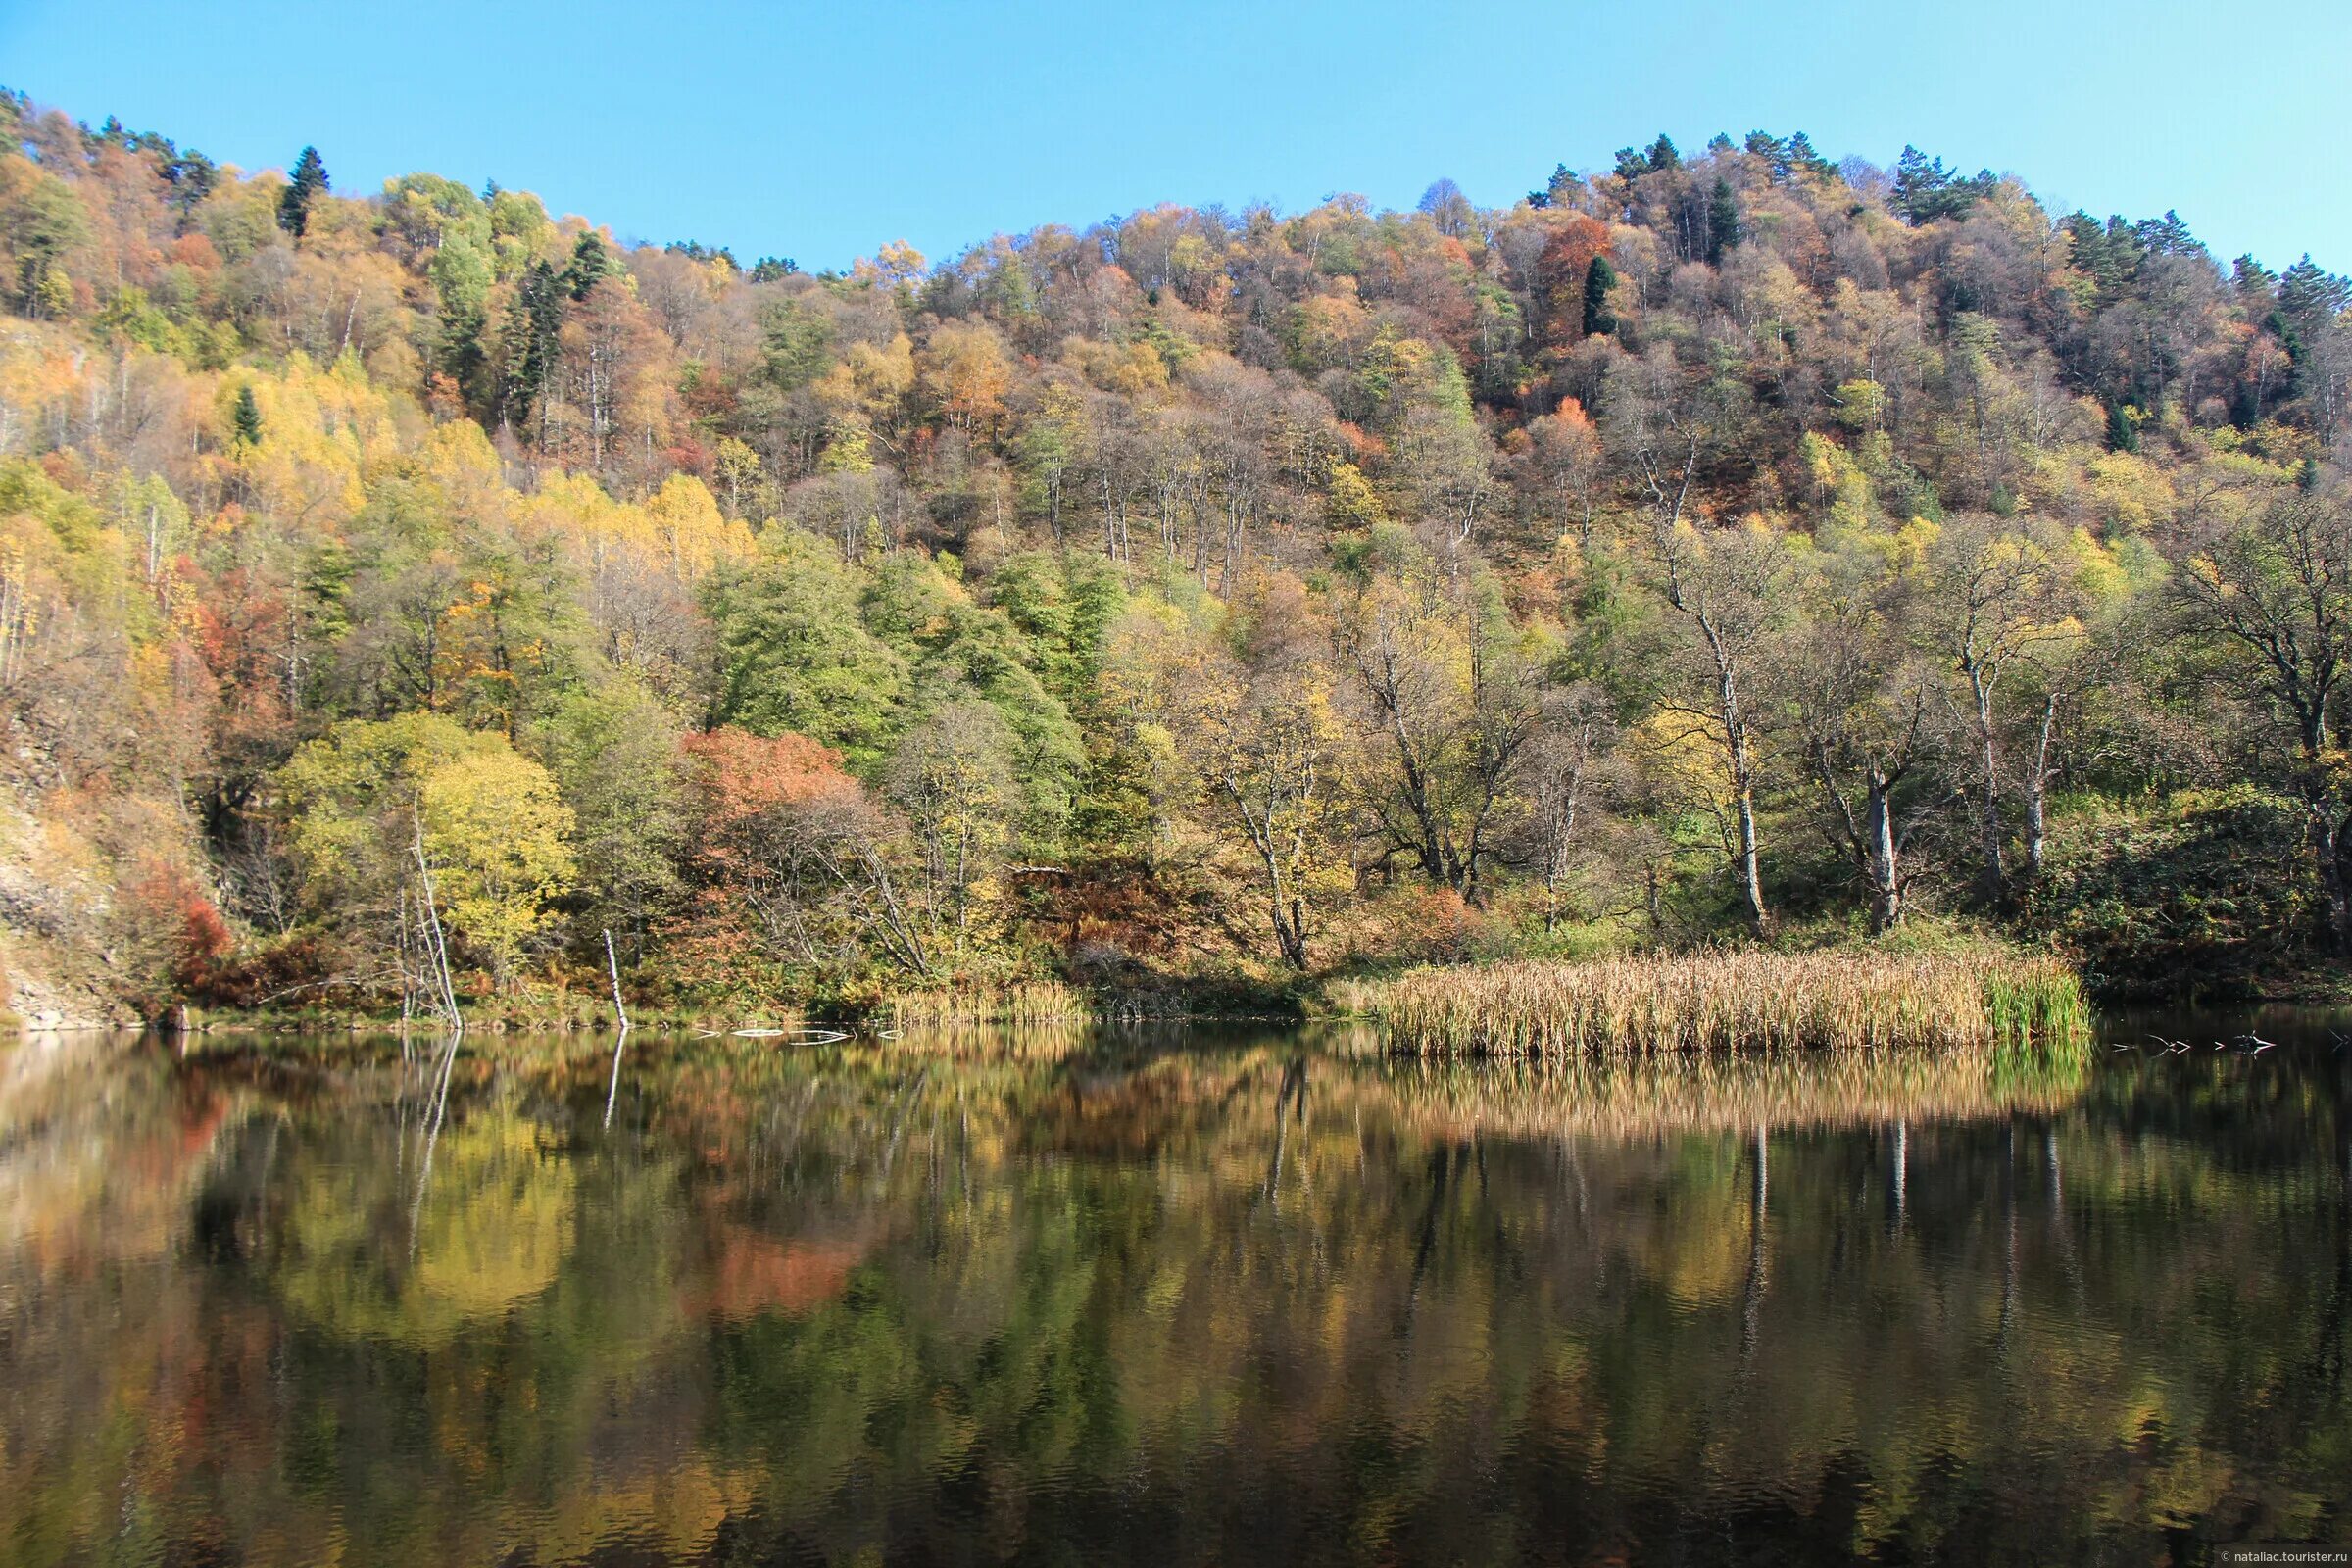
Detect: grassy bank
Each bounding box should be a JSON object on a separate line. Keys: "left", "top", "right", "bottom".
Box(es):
{"left": 1337, "top": 947, "right": 2090, "bottom": 1055}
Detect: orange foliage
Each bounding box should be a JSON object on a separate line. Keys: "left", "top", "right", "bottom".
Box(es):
{"left": 681, "top": 726, "right": 858, "bottom": 827}
{"left": 167, "top": 232, "right": 220, "bottom": 270}
{"left": 1533, "top": 214, "right": 1613, "bottom": 342}
{"left": 682, "top": 1223, "right": 868, "bottom": 1322}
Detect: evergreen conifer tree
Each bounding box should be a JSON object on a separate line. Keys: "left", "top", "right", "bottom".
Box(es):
{"left": 1785, "top": 132, "right": 1832, "bottom": 177}
{"left": 275, "top": 145, "right": 327, "bottom": 237}
{"left": 500, "top": 261, "right": 566, "bottom": 429}
{"left": 564, "top": 232, "right": 614, "bottom": 301}
{"left": 1583, "top": 257, "right": 1618, "bottom": 336}
{"left": 2104, "top": 400, "right": 2137, "bottom": 453}
{"left": 2278, "top": 256, "right": 2350, "bottom": 326}
{"left": 1707, "top": 178, "right": 1741, "bottom": 264}
{"left": 231, "top": 384, "right": 263, "bottom": 448}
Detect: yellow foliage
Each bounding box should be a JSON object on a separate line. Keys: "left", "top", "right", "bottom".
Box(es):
{"left": 921, "top": 320, "right": 1015, "bottom": 432}
{"left": 817, "top": 331, "right": 916, "bottom": 425}
{"left": 512, "top": 468, "right": 752, "bottom": 585}
{"left": 2062, "top": 525, "right": 2132, "bottom": 605}
{"left": 643, "top": 473, "right": 755, "bottom": 574}
{"left": 280, "top": 1119, "right": 575, "bottom": 1347}
{"left": 1801, "top": 430, "right": 1874, "bottom": 537}
{"left": 224, "top": 354, "right": 416, "bottom": 529}
{"left": 2084, "top": 450, "right": 2175, "bottom": 533}
{"left": 1833, "top": 377, "right": 1886, "bottom": 432}
{"left": 418, "top": 745, "right": 576, "bottom": 975}
{"left": 1325, "top": 461, "right": 1388, "bottom": 530}
{"left": 1063, "top": 334, "right": 1169, "bottom": 397}
{"left": 1632, "top": 708, "right": 1737, "bottom": 800}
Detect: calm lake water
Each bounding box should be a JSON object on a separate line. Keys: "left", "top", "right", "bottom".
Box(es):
{"left": 2, "top": 1017, "right": 2348, "bottom": 1567}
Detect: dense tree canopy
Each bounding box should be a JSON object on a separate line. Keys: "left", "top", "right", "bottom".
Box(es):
{"left": 2, "top": 85, "right": 2348, "bottom": 1012}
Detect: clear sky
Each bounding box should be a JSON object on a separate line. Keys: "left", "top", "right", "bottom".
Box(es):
{"left": 4, "top": 0, "right": 2347, "bottom": 274}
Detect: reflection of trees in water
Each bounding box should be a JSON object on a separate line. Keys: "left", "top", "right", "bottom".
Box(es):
{"left": 282, "top": 1115, "right": 575, "bottom": 1345}
{"left": 1742, "top": 1121, "right": 1767, "bottom": 1367}
{"left": 0, "top": 1031, "right": 2345, "bottom": 1565}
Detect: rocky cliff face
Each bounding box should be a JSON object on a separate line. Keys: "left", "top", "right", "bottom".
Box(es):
{"left": 0, "top": 795, "right": 143, "bottom": 1033}
{"left": 0, "top": 956, "right": 135, "bottom": 1031}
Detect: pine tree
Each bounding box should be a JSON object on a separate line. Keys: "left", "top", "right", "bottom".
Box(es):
{"left": 1891, "top": 146, "right": 1994, "bottom": 225}
{"left": 1706, "top": 178, "right": 1741, "bottom": 265}
{"left": 1743, "top": 131, "right": 1789, "bottom": 182}
{"left": 2278, "top": 255, "right": 2350, "bottom": 326}
{"left": 231, "top": 384, "right": 263, "bottom": 448}
{"left": 163, "top": 149, "right": 217, "bottom": 222}
{"left": 564, "top": 232, "right": 615, "bottom": 301}
{"left": 1583, "top": 257, "right": 1618, "bottom": 337}
{"left": 1891, "top": 147, "right": 1948, "bottom": 224}
{"left": 499, "top": 261, "right": 566, "bottom": 430}
{"left": 2229, "top": 379, "right": 2261, "bottom": 430}
{"left": 275, "top": 145, "right": 327, "bottom": 238}
{"left": 2133, "top": 210, "right": 2199, "bottom": 258}
{"left": 2266, "top": 310, "right": 2309, "bottom": 392}
{"left": 1527, "top": 162, "right": 1579, "bottom": 208}
{"left": 2231, "top": 255, "right": 2278, "bottom": 304}
{"left": 2066, "top": 212, "right": 2134, "bottom": 297}
{"left": 2104, "top": 400, "right": 2137, "bottom": 454}
{"left": 436, "top": 305, "right": 491, "bottom": 416}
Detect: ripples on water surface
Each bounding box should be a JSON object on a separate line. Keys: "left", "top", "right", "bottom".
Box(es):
{"left": 1, "top": 1017, "right": 2347, "bottom": 1565}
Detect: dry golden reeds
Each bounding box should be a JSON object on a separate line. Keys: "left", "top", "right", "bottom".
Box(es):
{"left": 886, "top": 981, "right": 1095, "bottom": 1029}
{"left": 1350, "top": 949, "right": 2089, "bottom": 1056}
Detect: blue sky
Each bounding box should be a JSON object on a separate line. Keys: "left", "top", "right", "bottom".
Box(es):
{"left": 4, "top": 0, "right": 2346, "bottom": 274}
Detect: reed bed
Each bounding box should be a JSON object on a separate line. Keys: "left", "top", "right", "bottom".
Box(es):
{"left": 1352, "top": 949, "right": 2089, "bottom": 1055}
{"left": 885, "top": 981, "right": 1096, "bottom": 1029}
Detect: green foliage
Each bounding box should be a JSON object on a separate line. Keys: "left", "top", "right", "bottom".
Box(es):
{"left": 278, "top": 713, "right": 573, "bottom": 980}
{"left": 380, "top": 172, "right": 485, "bottom": 255}
{"left": 562, "top": 230, "right": 619, "bottom": 300}
{"left": 230, "top": 383, "right": 263, "bottom": 447}
{"left": 2104, "top": 399, "right": 2138, "bottom": 453}
{"left": 531, "top": 680, "right": 687, "bottom": 945}
{"left": 498, "top": 260, "right": 564, "bottom": 425}
{"left": 2025, "top": 790, "right": 2320, "bottom": 1000}
{"left": 428, "top": 231, "right": 495, "bottom": 402}
{"left": 275, "top": 145, "right": 327, "bottom": 237}
{"left": 706, "top": 531, "right": 910, "bottom": 769}
{"left": 861, "top": 550, "right": 1085, "bottom": 847}
{"left": 1706, "top": 178, "right": 1740, "bottom": 265}
{"left": 1582, "top": 256, "right": 1617, "bottom": 336}
{"left": 8, "top": 86, "right": 2352, "bottom": 1015}
{"left": 4, "top": 168, "right": 88, "bottom": 314}
{"left": 756, "top": 297, "right": 835, "bottom": 391}
{"left": 1890, "top": 144, "right": 1992, "bottom": 225}
{"left": 94, "top": 286, "right": 185, "bottom": 355}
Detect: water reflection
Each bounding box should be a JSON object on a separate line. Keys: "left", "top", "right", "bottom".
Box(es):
{"left": 0, "top": 1021, "right": 2345, "bottom": 1565}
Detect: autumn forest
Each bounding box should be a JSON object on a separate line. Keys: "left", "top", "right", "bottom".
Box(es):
{"left": 3, "top": 95, "right": 2349, "bottom": 1026}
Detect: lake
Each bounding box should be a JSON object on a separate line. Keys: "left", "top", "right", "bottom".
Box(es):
{"left": 2, "top": 1017, "right": 2347, "bottom": 1566}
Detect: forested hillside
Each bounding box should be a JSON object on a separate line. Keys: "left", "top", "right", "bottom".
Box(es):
{"left": 1, "top": 93, "right": 2347, "bottom": 1023}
